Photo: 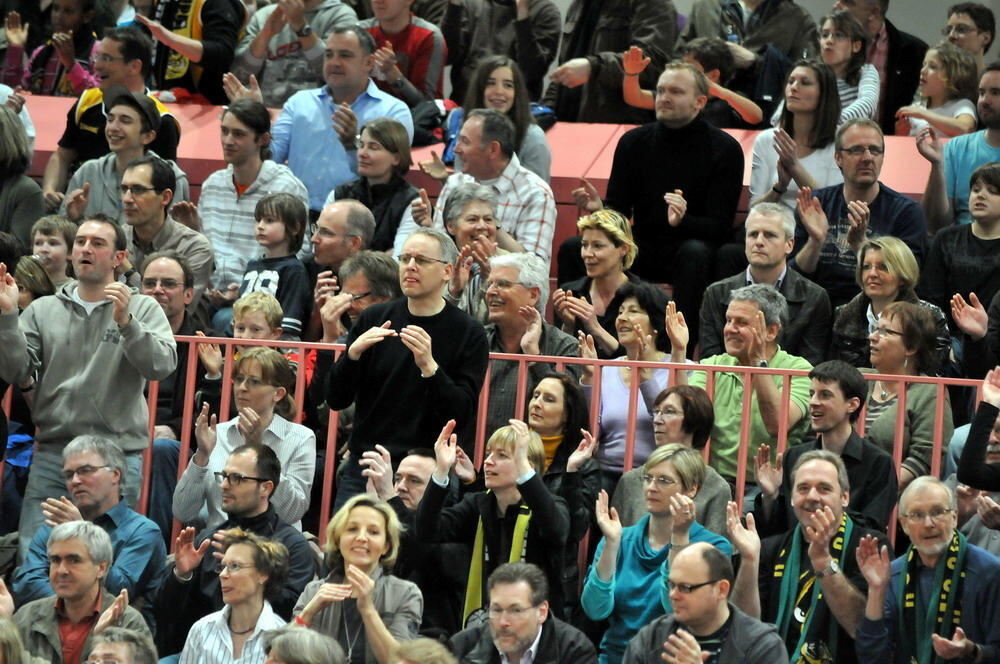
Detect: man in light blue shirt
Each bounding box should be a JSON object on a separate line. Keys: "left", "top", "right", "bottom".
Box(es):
{"left": 271, "top": 25, "right": 414, "bottom": 214}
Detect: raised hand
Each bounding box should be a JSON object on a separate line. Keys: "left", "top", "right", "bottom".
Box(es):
{"left": 418, "top": 151, "right": 449, "bottom": 181}
{"left": 222, "top": 72, "right": 262, "bottom": 103}
{"left": 754, "top": 444, "right": 782, "bottom": 499}
{"left": 332, "top": 103, "right": 358, "bottom": 151}
{"left": 855, "top": 534, "right": 891, "bottom": 589}
{"left": 170, "top": 200, "right": 202, "bottom": 231}
{"left": 400, "top": 324, "right": 436, "bottom": 375}
{"left": 194, "top": 331, "right": 223, "bottom": 377}
{"left": 193, "top": 402, "right": 219, "bottom": 464}
{"left": 845, "top": 199, "right": 870, "bottom": 253}
{"left": 669, "top": 494, "right": 696, "bottom": 533}
{"left": 0, "top": 263, "right": 21, "bottom": 314}
{"left": 622, "top": 46, "right": 650, "bottom": 75}
{"left": 411, "top": 188, "right": 433, "bottom": 227}
{"left": 982, "top": 367, "right": 1000, "bottom": 407}
{"left": 951, "top": 293, "right": 988, "bottom": 340}
{"left": 549, "top": 58, "right": 592, "bottom": 88}
{"left": 518, "top": 305, "right": 543, "bottom": 355}
{"left": 726, "top": 501, "right": 760, "bottom": 559}
{"left": 595, "top": 489, "right": 622, "bottom": 543}
{"left": 65, "top": 182, "right": 91, "bottom": 222}
{"left": 578, "top": 331, "right": 597, "bottom": 384}
{"left": 796, "top": 187, "right": 829, "bottom": 243}
{"left": 104, "top": 282, "right": 133, "bottom": 327}
{"left": 361, "top": 444, "right": 395, "bottom": 500}
{"left": 174, "top": 526, "right": 211, "bottom": 577}
{"left": 664, "top": 189, "right": 687, "bottom": 227}
{"left": 4, "top": 12, "right": 28, "bottom": 49}
{"left": 94, "top": 589, "right": 128, "bottom": 634}
{"left": 665, "top": 301, "right": 688, "bottom": 354}
{"left": 433, "top": 419, "right": 458, "bottom": 477}
{"left": 566, "top": 429, "right": 598, "bottom": 472}
{"left": 348, "top": 321, "right": 398, "bottom": 361}
{"left": 237, "top": 406, "right": 266, "bottom": 445}
{"left": 42, "top": 496, "right": 83, "bottom": 527}
{"left": 916, "top": 126, "right": 943, "bottom": 164}
{"left": 570, "top": 178, "right": 603, "bottom": 212}
{"left": 507, "top": 419, "right": 534, "bottom": 474}
{"left": 261, "top": 4, "right": 287, "bottom": 36}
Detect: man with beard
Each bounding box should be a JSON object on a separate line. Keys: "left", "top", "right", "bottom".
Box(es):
{"left": 921, "top": 62, "right": 1000, "bottom": 231}
{"left": 855, "top": 477, "right": 1000, "bottom": 663}
{"left": 728, "top": 450, "right": 888, "bottom": 664}
{"left": 449, "top": 562, "right": 596, "bottom": 663}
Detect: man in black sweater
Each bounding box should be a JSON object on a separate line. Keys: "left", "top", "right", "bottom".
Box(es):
{"left": 572, "top": 61, "right": 744, "bottom": 347}
{"left": 326, "top": 227, "right": 489, "bottom": 509}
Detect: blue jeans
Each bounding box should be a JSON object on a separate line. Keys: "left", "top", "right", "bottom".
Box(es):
{"left": 333, "top": 452, "right": 366, "bottom": 512}
{"left": 149, "top": 438, "right": 180, "bottom": 546}
{"left": 19, "top": 445, "right": 142, "bottom": 561}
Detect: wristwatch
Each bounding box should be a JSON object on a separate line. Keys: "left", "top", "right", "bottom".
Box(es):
{"left": 757, "top": 359, "right": 768, "bottom": 368}
{"left": 295, "top": 23, "right": 313, "bottom": 38}
{"left": 816, "top": 559, "right": 841, "bottom": 578}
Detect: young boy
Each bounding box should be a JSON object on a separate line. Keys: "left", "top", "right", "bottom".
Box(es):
{"left": 238, "top": 193, "right": 311, "bottom": 337}
{"left": 30, "top": 216, "right": 77, "bottom": 288}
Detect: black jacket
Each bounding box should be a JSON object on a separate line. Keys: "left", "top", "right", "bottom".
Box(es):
{"left": 451, "top": 614, "right": 597, "bottom": 664}
{"left": 699, "top": 268, "right": 831, "bottom": 366}
{"left": 877, "top": 19, "right": 928, "bottom": 135}
{"left": 542, "top": 454, "right": 600, "bottom": 611}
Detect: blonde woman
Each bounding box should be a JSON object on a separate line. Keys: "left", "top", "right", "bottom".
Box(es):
{"left": 294, "top": 495, "right": 422, "bottom": 664}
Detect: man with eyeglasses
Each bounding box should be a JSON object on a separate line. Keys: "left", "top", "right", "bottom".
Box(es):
{"left": 151, "top": 444, "right": 313, "bottom": 658}
{"left": 0, "top": 215, "right": 176, "bottom": 560}
{"left": 11, "top": 436, "right": 166, "bottom": 616}
{"left": 450, "top": 562, "right": 595, "bottom": 664}
{"left": 118, "top": 155, "right": 214, "bottom": 309}
{"left": 481, "top": 253, "right": 579, "bottom": 437}
{"left": 623, "top": 542, "right": 785, "bottom": 664}
{"left": 0, "top": 522, "right": 151, "bottom": 664}
{"left": 326, "top": 227, "right": 488, "bottom": 508}
{"left": 727, "top": 450, "right": 889, "bottom": 664}
{"left": 944, "top": 3, "right": 995, "bottom": 74}
{"left": 306, "top": 200, "right": 375, "bottom": 331}
{"left": 60, "top": 89, "right": 191, "bottom": 228}
{"left": 793, "top": 118, "right": 927, "bottom": 308}
{"left": 855, "top": 476, "right": 1000, "bottom": 664}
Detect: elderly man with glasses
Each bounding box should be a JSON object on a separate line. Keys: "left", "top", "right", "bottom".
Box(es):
{"left": 855, "top": 476, "right": 1000, "bottom": 664}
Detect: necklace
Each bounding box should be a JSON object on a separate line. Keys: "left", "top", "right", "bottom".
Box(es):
{"left": 228, "top": 618, "right": 254, "bottom": 635}
{"left": 342, "top": 604, "right": 362, "bottom": 661}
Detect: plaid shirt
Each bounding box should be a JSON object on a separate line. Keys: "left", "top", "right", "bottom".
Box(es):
{"left": 868, "top": 22, "right": 889, "bottom": 120}
{"left": 433, "top": 153, "right": 556, "bottom": 263}
{"left": 197, "top": 159, "right": 310, "bottom": 288}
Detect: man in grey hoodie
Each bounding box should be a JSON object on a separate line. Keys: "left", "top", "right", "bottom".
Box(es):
{"left": 0, "top": 216, "right": 177, "bottom": 558}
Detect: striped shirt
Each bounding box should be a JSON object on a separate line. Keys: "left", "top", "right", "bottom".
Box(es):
{"left": 198, "top": 160, "right": 310, "bottom": 288}
{"left": 432, "top": 153, "right": 556, "bottom": 264}
{"left": 172, "top": 413, "right": 316, "bottom": 530}
{"left": 838, "top": 63, "right": 880, "bottom": 122}
{"left": 179, "top": 601, "right": 285, "bottom": 664}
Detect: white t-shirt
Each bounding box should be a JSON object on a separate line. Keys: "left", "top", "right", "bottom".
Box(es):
{"left": 907, "top": 98, "right": 977, "bottom": 136}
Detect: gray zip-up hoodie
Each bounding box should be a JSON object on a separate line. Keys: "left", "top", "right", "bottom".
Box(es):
{"left": 232, "top": 0, "right": 358, "bottom": 107}
{"left": 0, "top": 282, "right": 177, "bottom": 451}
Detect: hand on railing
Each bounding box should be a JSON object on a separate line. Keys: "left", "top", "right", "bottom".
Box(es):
{"left": 951, "top": 292, "right": 988, "bottom": 341}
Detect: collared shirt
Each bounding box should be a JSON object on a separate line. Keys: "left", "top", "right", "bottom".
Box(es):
{"left": 270, "top": 80, "right": 414, "bottom": 211}
{"left": 55, "top": 590, "right": 102, "bottom": 664}
{"left": 124, "top": 216, "right": 215, "bottom": 307}
{"left": 432, "top": 153, "right": 557, "bottom": 263}
{"left": 866, "top": 304, "right": 878, "bottom": 336}
{"left": 178, "top": 600, "right": 285, "bottom": 664}
{"left": 498, "top": 624, "right": 543, "bottom": 664}
{"left": 172, "top": 413, "right": 316, "bottom": 530}
{"left": 745, "top": 265, "right": 786, "bottom": 291}
{"left": 13, "top": 501, "right": 167, "bottom": 609}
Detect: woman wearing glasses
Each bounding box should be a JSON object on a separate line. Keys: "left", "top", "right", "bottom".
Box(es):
{"left": 293, "top": 495, "right": 421, "bottom": 664}
{"left": 830, "top": 236, "right": 950, "bottom": 371}
{"left": 324, "top": 118, "right": 419, "bottom": 256}
{"left": 439, "top": 182, "right": 502, "bottom": 323}
{"left": 173, "top": 346, "right": 316, "bottom": 530}
{"left": 179, "top": 528, "right": 289, "bottom": 664}
{"left": 611, "top": 385, "right": 730, "bottom": 536}
{"left": 864, "top": 300, "right": 954, "bottom": 490}
{"left": 581, "top": 444, "right": 731, "bottom": 664}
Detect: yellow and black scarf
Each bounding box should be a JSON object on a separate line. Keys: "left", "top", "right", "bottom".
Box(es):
{"left": 898, "top": 530, "right": 967, "bottom": 664}
{"left": 774, "top": 513, "right": 853, "bottom": 664}
{"left": 462, "top": 501, "right": 531, "bottom": 627}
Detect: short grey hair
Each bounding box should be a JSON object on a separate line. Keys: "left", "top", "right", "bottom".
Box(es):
{"left": 900, "top": 476, "right": 957, "bottom": 513}
{"left": 48, "top": 521, "right": 114, "bottom": 567}
{"left": 339, "top": 199, "right": 375, "bottom": 250}
{"left": 88, "top": 628, "right": 158, "bottom": 664}
{"left": 405, "top": 227, "right": 459, "bottom": 266}
{"left": 791, "top": 449, "right": 850, "bottom": 494}
{"left": 442, "top": 182, "right": 498, "bottom": 228}
{"left": 489, "top": 253, "right": 549, "bottom": 312}
{"left": 729, "top": 283, "right": 788, "bottom": 328}
{"left": 746, "top": 202, "right": 795, "bottom": 240}
{"left": 263, "top": 625, "right": 345, "bottom": 664}
{"left": 63, "top": 435, "right": 127, "bottom": 492}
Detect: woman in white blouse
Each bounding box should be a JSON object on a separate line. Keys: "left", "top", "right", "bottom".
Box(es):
{"left": 173, "top": 346, "right": 316, "bottom": 529}
{"left": 750, "top": 60, "right": 844, "bottom": 211}
{"left": 180, "top": 528, "right": 288, "bottom": 664}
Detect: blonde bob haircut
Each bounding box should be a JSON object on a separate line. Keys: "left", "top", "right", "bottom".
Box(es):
{"left": 486, "top": 425, "right": 545, "bottom": 475}
{"left": 576, "top": 209, "right": 638, "bottom": 270}
{"left": 233, "top": 292, "right": 283, "bottom": 330}
{"left": 324, "top": 494, "right": 403, "bottom": 572}
{"left": 854, "top": 235, "right": 919, "bottom": 295}
{"left": 642, "top": 443, "right": 706, "bottom": 493}
{"left": 233, "top": 347, "right": 297, "bottom": 420}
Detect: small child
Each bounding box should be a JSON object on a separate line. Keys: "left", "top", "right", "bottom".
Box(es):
{"left": 897, "top": 42, "right": 978, "bottom": 137}
{"left": 238, "top": 193, "right": 311, "bottom": 338}
{"left": 1, "top": 0, "right": 100, "bottom": 97}
{"left": 30, "top": 215, "right": 77, "bottom": 288}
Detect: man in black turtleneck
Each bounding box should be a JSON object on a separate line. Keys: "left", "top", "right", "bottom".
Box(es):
{"left": 572, "top": 60, "right": 743, "bottom": 348}
{"left": 151, "top": 445, "right": 315, "bottom": 658}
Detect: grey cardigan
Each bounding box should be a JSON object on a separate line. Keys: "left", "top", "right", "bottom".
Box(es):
{"left": 612, "top": 464, "right": 731, "bottom": 536}
{"left": 293, "top": 567, "right": 422, "bottom": 664}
